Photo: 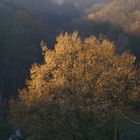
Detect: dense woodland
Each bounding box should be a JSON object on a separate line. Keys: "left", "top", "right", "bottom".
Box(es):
{"left": 0, "top": 0, "right": 140, "bottom": 140}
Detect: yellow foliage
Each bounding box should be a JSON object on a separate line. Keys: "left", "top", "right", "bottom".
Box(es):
{"left": 9, "top": 32, "right": 140, "bottom": 140}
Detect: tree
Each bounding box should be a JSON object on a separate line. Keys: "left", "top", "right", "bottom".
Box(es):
{"left": 9, "top": 32, "right": 140, "bottom": 140}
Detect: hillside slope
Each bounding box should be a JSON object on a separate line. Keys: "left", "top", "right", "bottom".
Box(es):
{"left": 88, "top": 0, "right": 140, "bottom": 36}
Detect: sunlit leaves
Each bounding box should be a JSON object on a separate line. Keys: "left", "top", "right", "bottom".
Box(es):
{"left": 10, "top": 32, "right": 140, "bottom": 140}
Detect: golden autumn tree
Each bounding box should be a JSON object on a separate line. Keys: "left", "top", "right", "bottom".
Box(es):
{"left": 9, "top": 32, "right": 140, "bottom": 140}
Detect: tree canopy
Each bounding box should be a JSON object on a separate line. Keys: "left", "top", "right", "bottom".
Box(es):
{"left": 10, "top": 32, "right": 140, "bottom": 140}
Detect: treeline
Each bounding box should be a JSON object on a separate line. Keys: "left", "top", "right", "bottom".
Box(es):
{"left": 88, "top": 0, "right": 140, "bottom": 36}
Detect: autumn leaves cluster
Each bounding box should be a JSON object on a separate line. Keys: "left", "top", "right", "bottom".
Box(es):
{"left": 10, "top": 32, "right": 140, "bottom": 140}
